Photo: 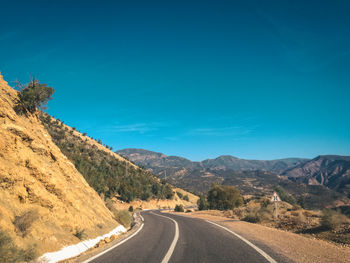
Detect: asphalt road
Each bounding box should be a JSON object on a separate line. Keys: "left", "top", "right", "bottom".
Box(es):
{"left": 86, "top": 210, "right": 279, "bottom": 263}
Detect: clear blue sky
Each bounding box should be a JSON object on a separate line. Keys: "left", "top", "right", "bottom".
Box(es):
{"left": 1, "top": 0, "right": 350, "bottom": 161}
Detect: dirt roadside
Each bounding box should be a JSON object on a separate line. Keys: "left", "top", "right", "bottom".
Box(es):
{"left": 183, "top": 211, "right": 350, "bottom": 263}
{"left": 64, "top": 212, "right": 144, "bottom": 263}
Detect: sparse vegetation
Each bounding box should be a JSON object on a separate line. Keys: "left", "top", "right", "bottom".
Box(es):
{"left": 183, "top": 195, "right": 189, "bottom": 201}
{"left": 174, "top": 204, "right": 184, "bottom": 212}
{"left": 274, "top": 185, "right": 297, "bottom": 205}
{"left": 0, "top": 228, "right": 37, "bottom": 263}
{"left": 15, "top": 78, "right": 54, "bottom": 114}
{"left": 40, "top": 114, "right": 175, "bottom": 202}
{"left": 73, "top": 228, "right": 87, "bottom": 240}
{"left": 105, "top": 199, "right": 133, "bottom": 227}
{"left": 321, "top": 208, "right": 350, "bottom": 230}
{"left": 13, "top": 209, "right": 39, "bottom": 237}
{"left": 176, "top": 191, "right": 183, "bottom": 199}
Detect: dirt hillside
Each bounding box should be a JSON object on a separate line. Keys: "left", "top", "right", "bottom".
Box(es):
{"left": 0, "top": 73, "right": 118, "bottom": 255}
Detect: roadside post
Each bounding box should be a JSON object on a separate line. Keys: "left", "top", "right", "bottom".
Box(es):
{"left": 270, "top": 191, "right": 281, "bottom": 220}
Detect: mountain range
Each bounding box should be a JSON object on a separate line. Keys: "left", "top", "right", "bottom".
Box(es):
{"left": 117, "top": 148, "right": 350, "bottom": 208}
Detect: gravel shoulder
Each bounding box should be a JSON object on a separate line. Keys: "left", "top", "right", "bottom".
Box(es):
{"left": 185, "top": 211, "right": 350, "bottom": 263}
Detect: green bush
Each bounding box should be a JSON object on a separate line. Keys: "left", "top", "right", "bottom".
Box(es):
{"left": 197, "top": 195, "right": 208, "bottom": 210}
{"left": 183, "top": 195, "right": 189, "bottom": 201}
{"left": 73, "top": 228, "right": 87, "bottom": 240}
{"left": 13, "top": 210, "right": 39, "bottom": 237}
{"left": 128, "top": 206, "right": 134, "bottom": 212}
{"left": 16, "top": 78, "right": 54, "bottom": 113}
{"left": 174, "top": 204, "right": 184, "bottom": 212}
{"left": 321, "top": 209, "right": 349, "bottom": 230}
{"left": 207, "top": 184, "right": 243, "bottom": 210}
{"left": 114, "top": 210, "right": 133, "bottom": 228}
{"left": 0, "top": 229, "right": 37, "bottom": 263}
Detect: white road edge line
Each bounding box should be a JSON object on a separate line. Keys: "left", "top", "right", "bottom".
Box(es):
{"left": 150, "top": 211, "right": 179, "bottom": 263}
{"left": 83, "top": 221, "right": 144, "bottom": 263}
{"left": 206, "top": 220, "right": 277, "bottom": 263}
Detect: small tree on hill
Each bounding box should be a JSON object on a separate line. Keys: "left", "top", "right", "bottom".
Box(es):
{"left": 15, "top": 77, "right": 54, "bottom": 114}
{"left": 197, "top": 195, "right": 208, "bottom": 210}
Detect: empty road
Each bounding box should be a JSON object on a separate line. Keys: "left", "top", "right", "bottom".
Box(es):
{"left": 85, "top": 210, "right": 282, "bottom": 263}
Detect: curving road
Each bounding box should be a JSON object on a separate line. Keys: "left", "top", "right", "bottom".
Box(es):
{"left": 85, "top": 210, "right": 283, "bottom": 263}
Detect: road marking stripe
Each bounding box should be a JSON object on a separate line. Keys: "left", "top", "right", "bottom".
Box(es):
{"left": 206, "top": 220, "right": 277, "bottom": 263}
{"left": 83, "top": 221, "right": 144, "bottom": 263}
{"left": 150, "top": 211, "right": 179, "bottom": 263}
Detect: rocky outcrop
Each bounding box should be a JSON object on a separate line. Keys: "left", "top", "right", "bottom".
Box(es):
{"left": 282, "top": 155, "right": 350, "bottom": 197}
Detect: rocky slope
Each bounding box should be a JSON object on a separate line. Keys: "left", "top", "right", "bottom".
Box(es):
{"left": 0, "top": 73, "right": 118, "bottom": 255}
{"left": 40, "top": 117, "right": 183, "bottom": 203}
{"left": 282, "top": 155, "right": 350, "bottom": 198}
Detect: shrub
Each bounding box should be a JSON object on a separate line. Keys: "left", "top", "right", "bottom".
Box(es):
{"left": 176, "top": 191, "right": 183, "bottom": 199}
{"left": 128, "top": 206, "right": 134, "bottom": 212}
{"left": 0, "top": 229, "right": 37, "bottom": 262}
{"left": 183, "top": 195, "right": 189, "bottom": 202}
{"left": 114, "top": 210, "right": 133, "bottom": 228}
{"left": 197, "top": 195, "right": 208, "bottom": 210}
{"left": 13, "top": 210, "right": 39, "bottom": 237}
{"left": 16, "top": 78, "right": 54, "bottom": 113}
{"left": 321, "top": 209, "right": 349, "bottom": 230}
{"left": 291, "top": 211, "right": 307, "bottom": 226}
{"left": 260, "top": 198, "right": 270, "bottom": 208}
{"left": 174, "top": 204, "right": 184, "bottom": 212}
{"left": 73, "top": 228, "right": 87, "bottom": 240}
{"left": 207, "top": 184, "right": 243, "bottom": 210}
{"left": 242, "top": 213, "right": 260, "bottom": 223}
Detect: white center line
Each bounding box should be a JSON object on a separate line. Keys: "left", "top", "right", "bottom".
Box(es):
{"left": 150, "top": 211, "right": 179, "bottom": 263}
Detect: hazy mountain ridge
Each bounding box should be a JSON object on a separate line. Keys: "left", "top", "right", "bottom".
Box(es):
{"left": 201, "top": 155, "right": 309, "bottom": 172}
{"left": 117, "top": 148, "right": 350, "bottom": 209}
{"left": 117, "top": 148, "right": 308, "bottom": 174}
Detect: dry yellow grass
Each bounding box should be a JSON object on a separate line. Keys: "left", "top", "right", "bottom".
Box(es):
{"left": 111, "top": 192, "right": 197, "bottom": 211}
{"left": 0, "top": 74, "right": 118, "bottom": 255}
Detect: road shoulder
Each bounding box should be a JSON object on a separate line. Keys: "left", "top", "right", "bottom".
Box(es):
{"left": 184, "top": 211, "right": 350, "bottom": 263}
{"left": 67, "top": 212, "right": 144, "bottom": 263}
